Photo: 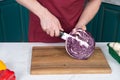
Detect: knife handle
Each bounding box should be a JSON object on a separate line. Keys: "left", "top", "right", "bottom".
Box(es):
{"left": 59, "top": 31, "right": 70, "bottom": 40}
{"left": 59, "top": 31, "right": 64, "bottom": 38}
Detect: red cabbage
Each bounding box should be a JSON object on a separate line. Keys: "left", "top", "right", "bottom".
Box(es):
{"left": 65, "top": 28, "right": 95, "bottom": 60}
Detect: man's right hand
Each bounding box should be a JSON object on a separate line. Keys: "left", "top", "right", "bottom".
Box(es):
{"left": 39, "top": 9, "right": 64, "bottom": 37}
{"left": 16, "top": 0, "right": 64, "bottom": 37}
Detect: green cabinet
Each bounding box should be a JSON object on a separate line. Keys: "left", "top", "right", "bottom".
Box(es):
{"left": 0, "top": 0, "right": 29, "bottom": 42}
{"left": 0, "top": 2, "right": 120, "bottom": 42}
{"left": 87, "top": 3, "right": 120, "bottom": 42}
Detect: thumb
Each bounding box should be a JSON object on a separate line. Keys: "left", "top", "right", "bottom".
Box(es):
{"left": 58, "top": 24, "right": 64, "bottom": 31}
{"left": 72, "top": 25, "right": 86, "bottom": 34}
{"left": 75, "top": 25, "right": 86, "bottom": 31}
{"left": 81, "top": 25, "right": 86, "bottom": 31}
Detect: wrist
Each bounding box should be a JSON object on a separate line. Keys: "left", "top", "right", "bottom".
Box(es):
{"left": 37, "top": 7, "right": 49, "bottom": 19}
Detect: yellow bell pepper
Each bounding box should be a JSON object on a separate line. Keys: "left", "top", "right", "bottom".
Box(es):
{"left": 0, "top": 60, "right": 7, "bottom": 70}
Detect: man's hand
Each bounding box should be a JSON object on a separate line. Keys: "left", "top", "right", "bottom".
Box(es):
{"left": 16, "top": 0, "right": 64, "bottom": 37}
{"left": 73, "top": 0, "right": 101, "bottom": 33}
{"left": 40, "top": 9, "right": 64, "bottom": 37}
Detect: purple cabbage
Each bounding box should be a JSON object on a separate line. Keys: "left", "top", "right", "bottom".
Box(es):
{"left": 65, "top": 28, "right": 95, "bottom": 60}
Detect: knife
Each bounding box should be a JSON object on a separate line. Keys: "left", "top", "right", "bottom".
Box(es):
{"left": 59, "top": 31, "right": 89, "bottom": 48}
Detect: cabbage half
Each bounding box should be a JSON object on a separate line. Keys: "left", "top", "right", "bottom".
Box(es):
{"left": 65, "top": 28, "right": 95, "bottom": 60}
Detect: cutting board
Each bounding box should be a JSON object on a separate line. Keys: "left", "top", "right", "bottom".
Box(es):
{"left": 31, "top": 46, "right": 111, "bottom": 74}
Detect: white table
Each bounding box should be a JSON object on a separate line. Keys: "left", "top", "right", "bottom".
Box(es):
{"left": 0, "top": 42, "right": 120, "bottom": 80}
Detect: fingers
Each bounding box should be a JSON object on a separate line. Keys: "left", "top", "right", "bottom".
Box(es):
{"left": 81, "top": 25, "right": 86, "bottom": 31}
{"left": 54, "top": 29, "right": 59, "bottom": 37}
{"left": 72, "top": 25, "right": 87, "bottom": 34}
{"left": 45, "top": 28, "right": 54, "bottom": 37}
{"left": 49, "top": 30, "right": 54, "bottom": 37}
{"left": 54, "top": 23, "right": 64, "bottom": 37}
{"left": 43, "top": 24, "right": 63, "bottom": 37}
{"left": 40, "top": 11, "right": 64, "bottom": 37}
{"left": 40, "top": 14, "right": 63, "bottom": 37}
{"left": 59, "top": 24, "right": 64, "bottom": 31}
{"left": 51, "top": 23, "right": 63, "bottom": 37}
{"left": 46, "top": 28, "right": 60, "bottom": 37}
{"left": 72, "top": 28, "right": 77, "bottom": 34}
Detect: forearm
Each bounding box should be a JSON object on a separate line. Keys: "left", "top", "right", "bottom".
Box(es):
{"left": 16, "top": 0, "right": 63, "bottom": 37}
{"left": 76, "top": 0, "right": 101, "bottom": 27}
{"left": 16, "top": 0, "right": 48, "bottom": 19}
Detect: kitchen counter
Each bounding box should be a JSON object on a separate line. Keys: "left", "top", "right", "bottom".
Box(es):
{"left": 102, "top": 0, "right": 120, "bottom": 6}
{"left": 0, "top": 43, "right": 120, "bottom": 80}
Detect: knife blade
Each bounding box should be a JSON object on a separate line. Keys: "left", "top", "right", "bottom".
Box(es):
{"left": 59, "top": 31, "right": 89, "bottom": 48}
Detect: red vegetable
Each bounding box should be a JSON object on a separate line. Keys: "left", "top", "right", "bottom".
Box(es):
{"left": 65, "top": 28, "right": 95, "bottom": 60}
{"left": 0, "top": 69, "right": 16, "bottom": 80}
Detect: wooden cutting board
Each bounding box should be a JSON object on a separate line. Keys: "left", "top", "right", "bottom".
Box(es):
{"left": 31, "top": 46, "right": 111, "bottom": 74}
